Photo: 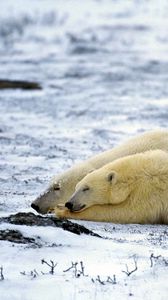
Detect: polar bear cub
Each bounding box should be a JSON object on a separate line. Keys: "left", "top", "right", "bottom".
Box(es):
{"left": 59, "top": 150, "right": 168, "bottom": 224}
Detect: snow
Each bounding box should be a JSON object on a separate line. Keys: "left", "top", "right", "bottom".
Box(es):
{"left": 0, "top": 220, "right": 168, "bottom": 300}
{"left": 0, "top": 0, "right": 168, "bottom": 299}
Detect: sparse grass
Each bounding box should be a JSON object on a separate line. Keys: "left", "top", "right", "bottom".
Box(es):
{"left": 41, "top": 259, "right": 57, "bottom": 275}
{"left": 150, "top": 253, "right": 168, "bottom": 267}
{"left": 63, "top": 261, "right": 88, "bottom": 278}
{"left": 122, "top": 257, "right": 138, "bottom": 277}
{"left": 0, "top": 266, "right": 4, "bottom": 281}
{"left": 17, "top": 253, "right": 168, "bottom": 286}
{"left": 91, "top": 275, "right": 117, "bottom": 285}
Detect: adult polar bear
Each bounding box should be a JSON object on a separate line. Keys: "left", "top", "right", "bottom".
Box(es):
{"left": 60, "top": 150, "right": 168, "bottom": 224}
{"left": 31, "top": 130, "right": 168, "bottom": 218}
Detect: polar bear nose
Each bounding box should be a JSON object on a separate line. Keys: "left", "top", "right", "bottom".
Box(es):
{"left": 65, "top": 201, "right": 73, "bottom": 210}
{"left": 31, "top": 203, "right": 40, "bottom": 212}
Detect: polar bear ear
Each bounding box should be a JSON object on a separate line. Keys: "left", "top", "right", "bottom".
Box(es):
{"left": 107, "top": 171, "right": 117, "bottom": 184}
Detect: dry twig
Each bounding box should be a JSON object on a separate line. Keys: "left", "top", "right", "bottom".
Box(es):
{"left": 96, "top": 275, "right": 105, "bottom": 285}
{"left": 91, "top": 275, "right": 117, "bottom": 285}
{"left": 122, "top": 258, "right": 138, "bottom": 277}
{"left": 41, "top": 259, "right": 57, "bottom": 275}
{"left": 107, "top": 275, "right": 117, "bottom": 284}
{"left": 63, "top": 261, "right": 88, "bottom": 278}
{"left": 0, "top": 266, "right": 4, "bottom": 281}
{"left": 150, "top": 253, "right": 168, "bottom": 267}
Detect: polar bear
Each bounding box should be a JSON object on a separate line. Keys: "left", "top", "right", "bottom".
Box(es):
{"left": 58, "top": 150, "right": 168, "bottom": 224}
{"left": 31, "top": 130, "right": 168, "bottom": 215}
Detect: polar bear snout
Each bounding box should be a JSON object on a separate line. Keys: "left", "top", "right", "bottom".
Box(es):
{"left": 31, "top": 203, "right": 40, "bottom": 213}
{"left": 65, "top": 195, "right": 86, "bottom": 212}
{"left": 65, "top": 201, "right": 73, "bottom": 210}
{"left": 65, "top": 201, "right": 86, "bottom": 212}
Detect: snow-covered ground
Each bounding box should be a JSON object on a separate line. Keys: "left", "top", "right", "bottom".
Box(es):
{"left": 0, "top": 221, "right": 168, "bottom": 300}
{"left": 0, "top": 0, "right": 168, "bottom": 299}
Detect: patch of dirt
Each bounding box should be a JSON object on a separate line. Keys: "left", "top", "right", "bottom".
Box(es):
{"left": 0, "top": 212, "right": 101, "bottom": 237}
{"left": 0, "top": 229, "right": 36, "bottom": 244}
{"left": 0, "top": 79, "right": 42, "bottom": 90}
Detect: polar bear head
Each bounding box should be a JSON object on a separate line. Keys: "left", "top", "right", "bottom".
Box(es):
{"left": 31, "top": 163, "right": 94, "bottom": 214}
{"left": 65, "top": 150, "right": 165, "bottom": 212}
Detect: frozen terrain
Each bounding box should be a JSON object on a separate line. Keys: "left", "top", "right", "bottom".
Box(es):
{"left": 0, "top": 0, "right": 168, "bottom": 299}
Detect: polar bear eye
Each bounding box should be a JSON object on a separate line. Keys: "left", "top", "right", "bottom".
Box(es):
{"left": 82, "top": 186, "right": 90, "bottom": 192}
{"left": 53, "top": 185, "right": 60, "bottom": 191}
{"left": 107, "top": 171, "right": 117, "bottom": 183}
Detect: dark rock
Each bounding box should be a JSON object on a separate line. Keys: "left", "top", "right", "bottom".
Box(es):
{"left": 0, "top": 212, "right": 101, "bottom": 238}
{"left": 0, "top": 229, "right": 36, "bottom": 244}
{"left": 0, "top": 79, "right": 42, "bottom": 90}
